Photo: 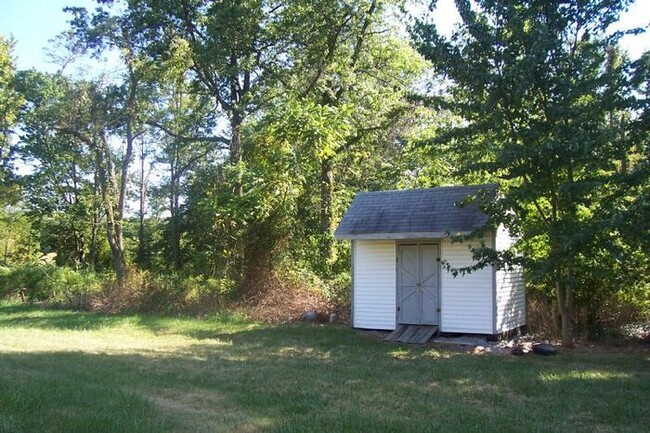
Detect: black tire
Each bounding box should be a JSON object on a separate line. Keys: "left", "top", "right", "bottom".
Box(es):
{"left": 532, "top": 343, "right": 558, "bottom": 356}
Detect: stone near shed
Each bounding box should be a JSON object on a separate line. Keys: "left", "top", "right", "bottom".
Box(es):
{"left": 472, "top": 345, "right": 486, "bottom": 355}
{"left": 329, "top": 313, "right": 338, "bottom": 324}
{"left": 532, "top": 343, "right": 558, "bottom": 356}
{"left": 302, "top": 310, "right": 317, "bottom": 322}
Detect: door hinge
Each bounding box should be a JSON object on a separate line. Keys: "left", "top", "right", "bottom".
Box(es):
{"left": 437, "top": 307, "right": 441, "bottom": 312}
{"left": 396, "top": 306, "right": 401, "bottom": 311}
{"left": 436, "top": 257, "right": 441, "bottom": 262}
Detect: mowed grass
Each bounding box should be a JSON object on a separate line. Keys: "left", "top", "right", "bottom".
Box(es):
{"left": 0, "top": 303, "right": 648, "bottom": 433}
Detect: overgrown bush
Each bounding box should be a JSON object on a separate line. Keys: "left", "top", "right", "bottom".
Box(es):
{"left": 40, "top": 266, "right": 103, "bottom": 309}
{"left": 527, "top": 287, "right": 650, "bottom": 342}
{"left": 322, "top": 272, "right": 351, "bottom": 309}
{"left": 0, "top": 265, "right": 104, "bottom": 308}
{"left": 276, "top": 262, "right": 350, "bottom": 310}
{"left": 137, "top": 272, "right": 234, "bottom": 314}
{"left": 89, "top": 269, "right": 235, "bottom": 315}
{"left": 0, "top": 265, "right": 53, "bottom": 301}
{"left": 526, "top": 292, "right": 560, "bottom": 338}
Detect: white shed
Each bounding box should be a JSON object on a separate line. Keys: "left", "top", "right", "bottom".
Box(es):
{"left": 334, "top": 185, "right": 525, "bottom": 339}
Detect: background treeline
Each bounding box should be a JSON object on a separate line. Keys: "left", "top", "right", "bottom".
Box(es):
{"left": 0, "top": 0, "right": 648, "bottom": 344}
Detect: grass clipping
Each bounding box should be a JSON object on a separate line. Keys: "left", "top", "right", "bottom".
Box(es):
{"left": 236, "top": 271, "right": 334, "bottom": 324}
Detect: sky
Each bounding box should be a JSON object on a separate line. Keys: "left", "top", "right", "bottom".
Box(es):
{"left": 0, "top": 0, "right": 114, "bottom": 74}
{"left": 0, "top": 0, "right": 649, "bottom": 73}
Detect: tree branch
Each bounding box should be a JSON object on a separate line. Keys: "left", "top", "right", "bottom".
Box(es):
{"left": 146, "top": 121, "right": 230, "bottom": 146}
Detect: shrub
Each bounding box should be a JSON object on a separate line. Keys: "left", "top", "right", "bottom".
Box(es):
{"left": 0, "top": 265, "right": 104, "bottom": 307}
{"left": 39, "top": 267, "right": 103, "bottom": 309}
{"left": 526, "top": 285, "right": 650, "bottom": 342}
{"left": 1, "top": 260, "right": 350, "bottom": 321}
{"left": 322, "top": 272, "right": 351, "bottom": 308}
{"left": 526, "top": 292, "right": 560, "bottom": 339}
{"left": 0, "top": 265, "right": 52, "bottom": 301}
{"left": 183, "top": 275, "right": 233, "bottom": 311}
{"left": 93, "top": 270, "right": 236, "bottom": 315}
{"left": 276, "top": 262, "right": 350, "bottom": 310}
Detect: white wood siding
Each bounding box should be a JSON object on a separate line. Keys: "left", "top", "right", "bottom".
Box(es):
{"left": 353, "top": 240, "right": 396, "bottom": 330}
{"left": 440, "top": 236, "right": 493, "bottom": 334}
{"left": 494, "top": 225, "right": 526, "bottom": 333}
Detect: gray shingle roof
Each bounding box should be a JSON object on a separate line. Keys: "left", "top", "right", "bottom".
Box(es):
{"left": 334, "top": 184, "right": 496, "bottom": 240}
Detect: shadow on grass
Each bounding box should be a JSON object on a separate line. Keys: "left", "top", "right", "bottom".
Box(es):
{"left": 0, "top": 303, "right": 249, "bottom": 336}
{"left": 0, "top": 303, "right": 389, "bottom": 350}
{"left": 1, "top": 339, "right": 648, "bottom": 433}
{"left": 2, "top": 304, "right": 649, "bottom": 432}
{"left": 0, "top": 306, "right": 125, "bottom": 331}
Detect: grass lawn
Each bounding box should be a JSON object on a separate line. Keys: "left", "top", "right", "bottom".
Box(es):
{"left": 0, "top": 303, "right": 648, "bottom": 433}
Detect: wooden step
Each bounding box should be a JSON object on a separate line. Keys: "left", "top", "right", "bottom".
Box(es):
{"left": 385, "top": 324, "right": 408, "bottom": 342}
{"left": 385, "top": 325, "right": 438, "bottom": 344}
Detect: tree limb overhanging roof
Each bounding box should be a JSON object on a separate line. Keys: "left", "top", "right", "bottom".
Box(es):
{"left": 334, "top": 184, "right": 496, "bottom": 240}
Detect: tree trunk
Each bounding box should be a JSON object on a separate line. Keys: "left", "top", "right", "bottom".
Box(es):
{"left": 104, "top": 193, "right": 126, "bottom": 285}
{"left": 72, "top": 231, "right": 85, "bottom": 268}
{"left": 561, "top": 166, "right": 577, "bottom": 347}
{"left": 320, "top": 157, "right": 334, "bottom": 265}
{"left": 96, "top": 136, "right": 127, "bottom": 286}
{"left": 136, "top": 139, "right": 147, "bottom": 267}
{"left": 117, "top": 127, "right": 134, "bottom": 253}
{"left": 113, "top": 63, "right": 137, "bottom": 273}
{"left": 555, "top": 270, "right": 575, "bottom": 347}
{"left": 89, "top": 209, "right": 99, "bottom": 269}
{"left": 70, "top": 158, "right": 85, "bottom": 267}
{"left": 170, "top": 172, "right": 181, "bottom": 269}
{"left": 230, "top": 111, "right": 243, "bottom": 196}
{"left": 620, "top": 116, "right": 627, "bottom": 175}
{"left": 88, "top": 171, "right": 100, "bottom": 270}
{"left": 108, "top": 68, "right": 137, "bottom": 282}
{"left": 107, "top": 225, "right": 126, "bottom": 284}
{"left": 560, "top": 305, "right": 573, "bottom": 346}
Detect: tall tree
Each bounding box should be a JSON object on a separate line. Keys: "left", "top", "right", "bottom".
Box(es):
{"left": 62, "top": 5, "right": 154, "bottom": 283}
{"left": 412, "top": 0, "right": 645, "bottom": 345}
{"left": 0, "top": 36, "right": 24, "bottom": 203}
{"left": 0, "top": 205, "right": 37, "bottom": 266}
{"left": 14, "top": 71, "right": 99, "bottom": 267}
{"left": 55, "top": 79, "right": 129, "bottom": 279}
{"left": 149, "top": 71, "right": 218, "bottom": 270}
{"left": 127, "top": 0, "right": 282, "bottom": 196}
{"left": 270, "top": 0, "right": 428, "bottom": 268}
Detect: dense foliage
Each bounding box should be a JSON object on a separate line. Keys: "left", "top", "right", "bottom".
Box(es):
{"left": 412, "top": 0, "right": 649, "bottom": 344}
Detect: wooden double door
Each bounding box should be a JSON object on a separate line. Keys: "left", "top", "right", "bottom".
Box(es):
{"left": 397, "top": 243, "right": 440, "bottom": 325}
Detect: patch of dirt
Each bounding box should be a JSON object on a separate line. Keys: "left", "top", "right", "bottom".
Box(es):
{"left": 145, "top": 388, "right": 265, "bottom": 433}
{"left": 151, "top": 389, "right": 225, "bottom": 414}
